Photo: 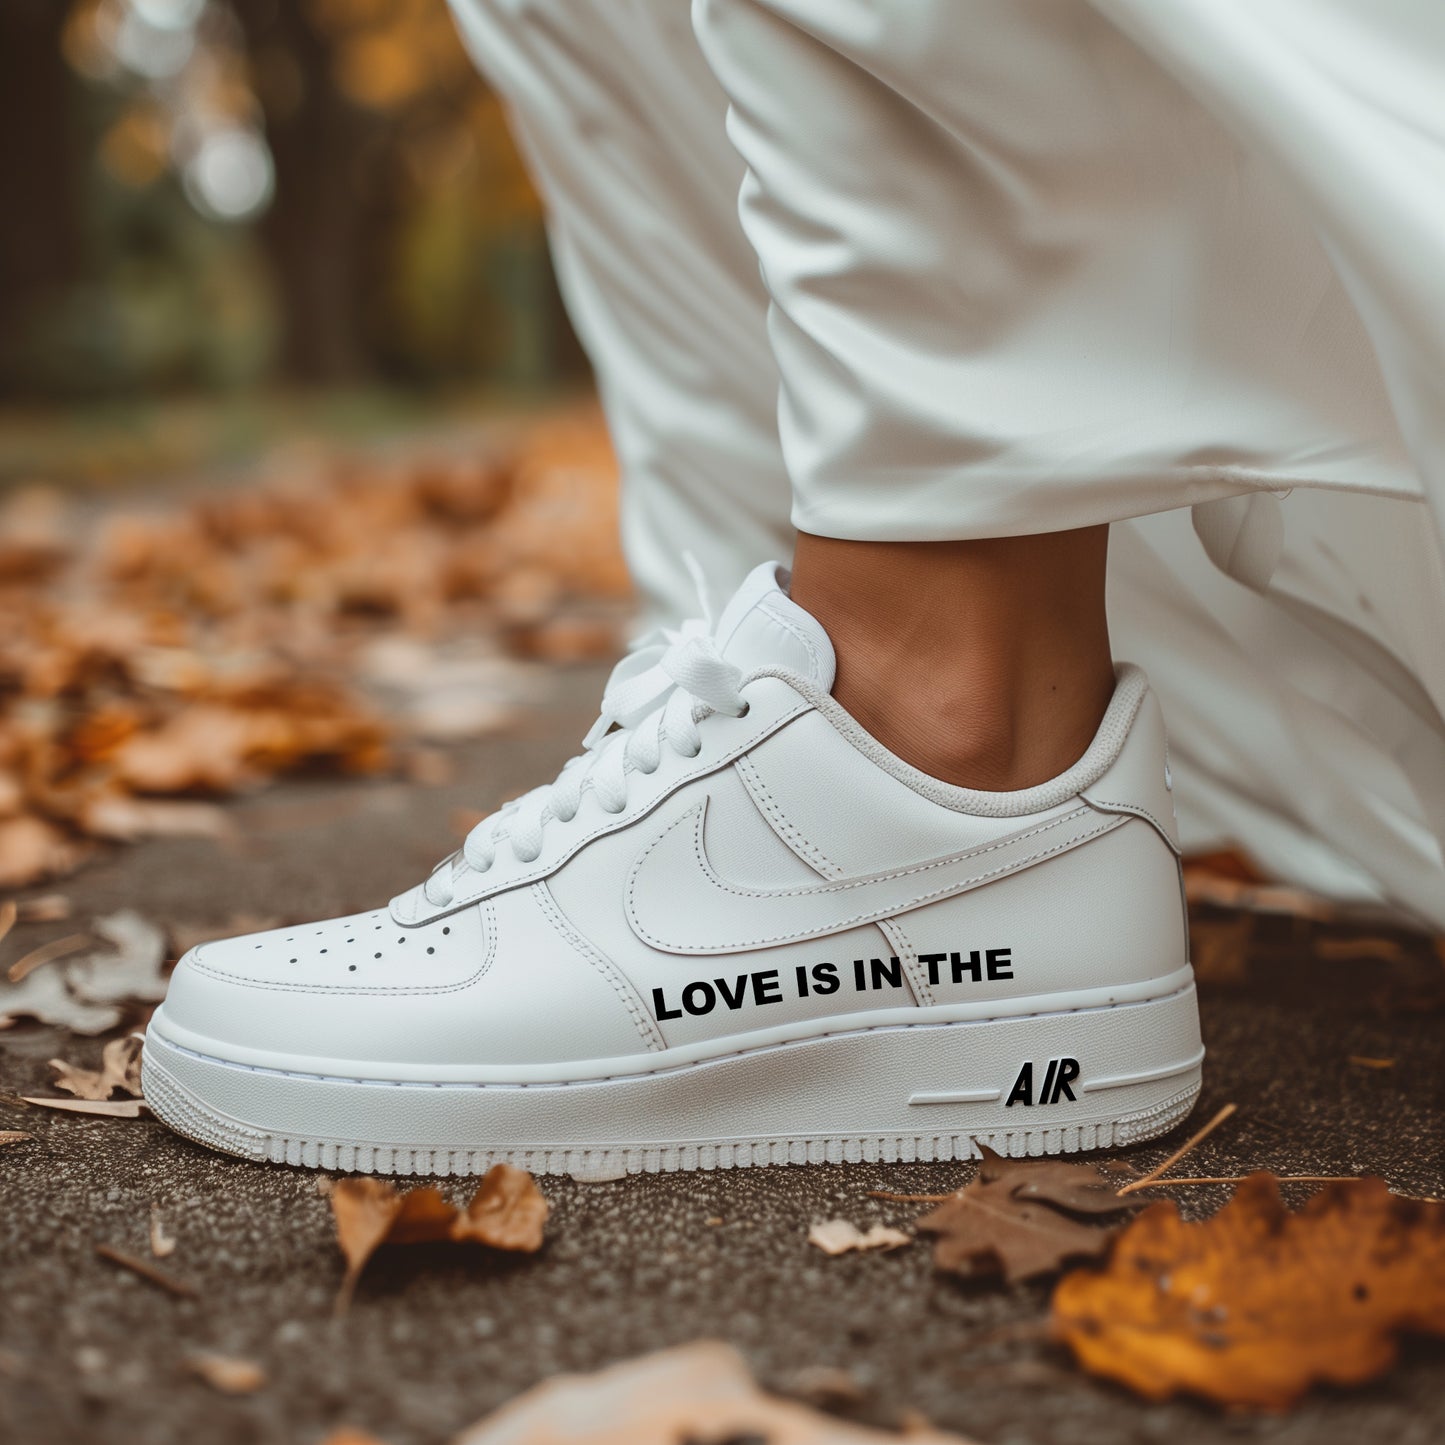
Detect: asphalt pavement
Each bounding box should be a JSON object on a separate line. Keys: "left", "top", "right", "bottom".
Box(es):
{"left": 3, "top": 665, "right": 1443, "bottom": 1445}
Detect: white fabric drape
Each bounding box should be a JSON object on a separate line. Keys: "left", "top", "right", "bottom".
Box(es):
{"left": 449, "top": 0, "right": 1445, "bottom": 928}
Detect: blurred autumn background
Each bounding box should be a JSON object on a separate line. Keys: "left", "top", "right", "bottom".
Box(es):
{"left": 0, "top": 0, "right": 630, "bottom": 891}
{"left": 3, "top": 0, "right": 591, "bottom": 430}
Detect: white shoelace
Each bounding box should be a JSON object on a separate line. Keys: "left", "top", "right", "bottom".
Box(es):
{"left": 422, "top": 613, "right": 749, "bottom": 908}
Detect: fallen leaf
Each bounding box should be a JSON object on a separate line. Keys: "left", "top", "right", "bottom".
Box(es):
{"left": 63, "top": 910, "right": 168, "bottom": 1004}
{"left": 402, "top": 748, "right": 453, "bottom": 786}
{"left": 0, "top": 816, "right": 89, "bottom": 891}
{"left": 0, "top": 967, "right": 123, "bottom": 1034}
{"left": 21, "top": 1096, "right": 146, "bottom": 1117}
{"left": 1052, "top": 1173, "right": 1445, "bottom": 1409}
{"left": 0, "top": 1131, "right": 33, "bottom": 1147}
{"left": 49, "top": 1035, "right": 144, "bottom": 1101}
{"left": 450, "top": 1160, "right": 551, "bottom": 1251}
{"left": 185, "top": 1353, "right": 267, "bottom": 1395}
{"left": 0, "top": 900, "right": 14, "bottom": 947}
{"left": 332, "top": 1164, "right": 548, "bottom": 1312}
{"left": 78, "top": 795, "right": 232, "bottom": 844}
{"left": 808, "top": 1220, "right": 912, "bottom": 1255}
{"left": 17, "top": 895, "right": 71, "bottom": 923}
{"left": 453, "top": 1341, "right": 974, "bottom": 1444}
{"left": 7, "top": 932, "right": 92, "bottom": 983}
{"left": 150, "top": 1204, "right": 176, "bottom": 1258}
{"left": 916, "top": 1146, "right": 1141, "bottom": 1283}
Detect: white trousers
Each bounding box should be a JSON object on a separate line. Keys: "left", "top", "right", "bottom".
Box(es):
{"left": 449, "top": 0, "right": 1445, "bottom": 929}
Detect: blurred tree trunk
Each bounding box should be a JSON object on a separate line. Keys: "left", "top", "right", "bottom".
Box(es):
{"left": 232, "top": 0, "right": 387, "bottom": 384}
{"left": 0, "top": 0, "right": 82, "bottom": 397}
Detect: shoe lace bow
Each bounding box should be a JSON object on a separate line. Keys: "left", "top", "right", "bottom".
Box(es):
{"left": 422, "top": 603, "right": 748, "bottom": 907}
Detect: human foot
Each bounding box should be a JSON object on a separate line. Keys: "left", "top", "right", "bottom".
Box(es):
{"left": 144, "top": 563, "right": 1201, "bottom": 1175}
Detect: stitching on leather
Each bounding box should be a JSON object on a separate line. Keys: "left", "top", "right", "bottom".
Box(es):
{"left": 654, "top": 803, "right": 1099, "bottom": 900}
{"left": 408, "top": 695, "right": 814, "bottom": 921}
{"left": 734, "top": 753, "right": 839, "bottom": 876}
{"left": 186, "top": 901, "right": 498, "bottom": 996}
{"left": 879, "top": 916, "right": 932, "bottom": 1007}
{"left": 531, "top": 881, "right": 664, "bottom": 1053}
{"left": 628, "top": 805, "right": 1122, "bottom": 950}
{"left": 1082, "top": 795, "right": 1179, "bottom": 853}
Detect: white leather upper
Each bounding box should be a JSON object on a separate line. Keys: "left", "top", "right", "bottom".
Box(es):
{"left": 156, "top": 564, "right": 1189, "bottom": 1077}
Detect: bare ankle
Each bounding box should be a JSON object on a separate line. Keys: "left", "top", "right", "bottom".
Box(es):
{"left": 790, "top": 530, "right": 1116, "bottom": 790}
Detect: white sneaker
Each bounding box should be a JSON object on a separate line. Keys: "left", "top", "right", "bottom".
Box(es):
{"left": 144, "top": 562, "right": 1202, "bottom": 1176}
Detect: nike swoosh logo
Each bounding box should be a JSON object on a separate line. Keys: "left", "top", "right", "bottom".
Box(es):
{"left": 625, "top": 797, "right": 1122, "bottom": 954}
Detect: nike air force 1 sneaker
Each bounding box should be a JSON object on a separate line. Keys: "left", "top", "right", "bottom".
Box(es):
{"left": 144, "top": 562, "right": 1202, "bottom": 1175}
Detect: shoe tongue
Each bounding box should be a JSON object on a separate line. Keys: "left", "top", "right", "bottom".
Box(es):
{"left": 712, "top": 562, "right": 835, "bottom": 691}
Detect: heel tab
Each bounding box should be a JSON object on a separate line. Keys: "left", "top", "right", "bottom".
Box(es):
{"left": 1081, "top": 681, "right": 1180, "bottom": 853}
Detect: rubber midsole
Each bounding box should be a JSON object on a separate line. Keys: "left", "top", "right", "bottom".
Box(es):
{"left": 144, "top": 984, "right": 1202, "bottom": 1152}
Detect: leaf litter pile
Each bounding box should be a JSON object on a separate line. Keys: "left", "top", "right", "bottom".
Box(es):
{"left": 0, "top": 408, "right": 628, "bottom": 890}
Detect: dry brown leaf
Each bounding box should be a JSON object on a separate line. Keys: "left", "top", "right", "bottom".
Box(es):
{"left": 185, "top": 1353, "right": 267, "bottom": 1395}
{"left": 17, "top": 894, "right": 71, "bottom": 923}
{"left": 0, "top": 816, "right": 90, "bottom": 890}
{"left": 0, "top": 900, "right": 15, "bottom": 947}
{"left": 0, "top": 1131, "right": 33, "bottom": 1147}
{"left": 916, "top": 1145, "right": 1140, "bottom": 1283}
{"left": 49, "top": 1035, "right": 144, "bottom": 1101}
{"left": 453, "top": 1340, "right": 974, "bottom": 1444}
{"left": 332, "top": 1164, "right": 548, "bottom": 1313}
{"left": 1052, "top": 1173, "right": 1445, "bottom": 1409}
{"left": 807, "top": 1220, "right": 912, "bottom": 1255}
{"left": 150, "top": 1204, "right": 176, "bottom": 1258}
{"left": 78, "top": 795, "right": 232, "bottom": 844}
{"left": 21, "top": 1095, "right": 146, "bottom": 1117}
